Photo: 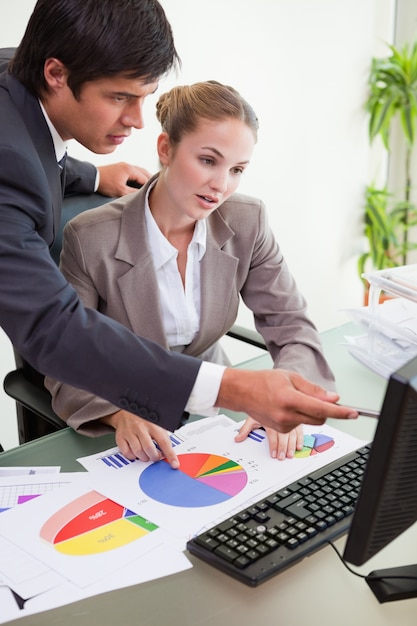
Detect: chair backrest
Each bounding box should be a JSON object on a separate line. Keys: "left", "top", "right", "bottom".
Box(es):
{"left": 50, "top": 192, "right": 111, "bottom": 264}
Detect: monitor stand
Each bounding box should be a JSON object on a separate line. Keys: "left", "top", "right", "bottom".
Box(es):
{"left": 366, "top": 564, "right": 417, "bottom": 603}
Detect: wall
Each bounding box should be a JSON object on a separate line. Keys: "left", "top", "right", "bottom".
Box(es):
{"left": 0, "top": 0, "right": 385, "bottom": 330}
{"left": 0, "top": 0, "right": 396, "bottom": 448}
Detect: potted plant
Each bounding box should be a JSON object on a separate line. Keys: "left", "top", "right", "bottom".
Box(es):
{"left": 358, "top": 186, "right": 417, "bottom": 275}
{"left": 359, "top": 40, "right": 417, "bottom": 301}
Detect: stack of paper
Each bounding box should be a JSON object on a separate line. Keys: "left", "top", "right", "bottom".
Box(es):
{"left": 344, "top": 265, "right": 417, "bottom": 377}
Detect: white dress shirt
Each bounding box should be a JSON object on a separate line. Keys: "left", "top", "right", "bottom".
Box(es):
{"left": 39, "top": 101, "right": 67, "bottom": 163}
{"left": 145, "top": 193, "right": 204, "bottom": 348}
{"left": 144, "top": 183, "right": 225, "bottom": 415}
{"left": 39, "top": 101, "right": 99, "bottom": 189}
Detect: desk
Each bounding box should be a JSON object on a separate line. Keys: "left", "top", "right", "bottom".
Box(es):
{"left": 1, "top": 323, "right": 417, "bottom": 625}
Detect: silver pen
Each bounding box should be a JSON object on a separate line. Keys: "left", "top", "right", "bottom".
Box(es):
{"left": 350, "top": 407, "right": 380, "bottom": 418}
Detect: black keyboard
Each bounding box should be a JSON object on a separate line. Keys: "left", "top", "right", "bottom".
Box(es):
{"left": 186, "top": 444, "right": 370, "bottom": 586}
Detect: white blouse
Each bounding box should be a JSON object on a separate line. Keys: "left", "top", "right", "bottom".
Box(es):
{"left": 144, "top": 183, "right": 206, "bottom": 349}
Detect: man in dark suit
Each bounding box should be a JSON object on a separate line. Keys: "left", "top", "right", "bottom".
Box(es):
{"left": 0, "top": 47, "right": 152, "bottom": 201}
{"left": 0, "top": 0, "right": 356, "bottom": 455}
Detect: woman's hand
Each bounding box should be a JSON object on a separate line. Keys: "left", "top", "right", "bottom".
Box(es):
{"left": 101, "top": 410, "right": 179, "bottom": 468}
{"left": 234, "top": 416, "right": 304, "bottom": 460}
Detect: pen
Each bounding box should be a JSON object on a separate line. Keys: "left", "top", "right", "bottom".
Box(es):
{"left": 350, "top": 407, "right": 380, "bottom": 418}
{"left": 336, "top": 403, "right": 380, "bottom": 418}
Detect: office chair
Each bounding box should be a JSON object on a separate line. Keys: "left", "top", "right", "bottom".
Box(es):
{"left": 3, "top": 352, "right": 67, "bottom": 443}
{"left": 3, "top": 193, "right": 266, "bottom": 445}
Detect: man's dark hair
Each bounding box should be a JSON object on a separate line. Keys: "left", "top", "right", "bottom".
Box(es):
{"left": 10, "top": 0, "right": 180, "bottom": 98}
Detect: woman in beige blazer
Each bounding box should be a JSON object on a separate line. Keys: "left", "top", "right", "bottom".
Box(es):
{"left": 46, "top": 81, "right": 335, "bottom": 467}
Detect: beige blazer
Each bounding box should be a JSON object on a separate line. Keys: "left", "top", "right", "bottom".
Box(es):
{"left": 46, "top": 174, "right": 335, "bottom": 435}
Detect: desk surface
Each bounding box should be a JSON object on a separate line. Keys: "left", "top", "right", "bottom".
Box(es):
{"left": 2, "top": 323, "right": 417, "bottom": 625}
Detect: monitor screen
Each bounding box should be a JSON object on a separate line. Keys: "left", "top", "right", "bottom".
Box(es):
{"left": 343, "top": 356, "right": 417, "bottom": 602}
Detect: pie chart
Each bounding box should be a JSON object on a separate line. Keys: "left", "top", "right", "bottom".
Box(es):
{"left": 295, "top": 433, "right": 335, "bottom": 458}
{"left": 40, "top": 490, "right": 158, "bottom": 555}
{"left": 139, "top": 453, "right": 248, "bottom": 507}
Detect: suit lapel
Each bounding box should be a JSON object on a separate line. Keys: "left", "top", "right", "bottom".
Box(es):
{"left": 6, "top": 73, "right": 62, "bottom": 240}
{"left": 114, "top": 185, "right": 168, "bottom": 347}
{"left": 184, "top": 211, "right": 239, "bottom": 356}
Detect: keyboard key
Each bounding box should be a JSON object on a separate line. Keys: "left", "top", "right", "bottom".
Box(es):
{"left": 214, "top": 545, "right": 239, "bottom": 563}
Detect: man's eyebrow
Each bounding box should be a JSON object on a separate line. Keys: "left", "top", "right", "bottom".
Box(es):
{"left": 111, "top": 84, "right": 159, "bottom": 98}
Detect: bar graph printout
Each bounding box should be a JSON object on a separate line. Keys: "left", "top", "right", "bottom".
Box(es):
{"left": 79, "top": 415, "right": 368, "bottom": 544}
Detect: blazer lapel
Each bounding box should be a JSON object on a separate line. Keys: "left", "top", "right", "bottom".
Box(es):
{"left": 184, "top": 211, "right": 239, "bottom": 356}
{"left": 6, "top": 73, "right": 62, "bottom": 241}
{"left": 114, "top": 184, "right": 168, "bottom": 347}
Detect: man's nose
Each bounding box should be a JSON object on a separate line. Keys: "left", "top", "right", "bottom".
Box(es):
{"left": 123, "top": 103, "right": 145, "bottom": 129}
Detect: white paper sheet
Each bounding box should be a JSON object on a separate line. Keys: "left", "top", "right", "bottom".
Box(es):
{"left": 0, "top": 473, "right": 85, "bottom": 512}
{"left": 0, "top": 543, "right": 191, "bottom": 624}
{"left": 0, "top": 479, "right": 177, "bottom": 590}
{"left": 79, "top": 415, "right": 367, "bottom": 544}
{"left": 0, "top": 466, "right": 60, "bottom": 477}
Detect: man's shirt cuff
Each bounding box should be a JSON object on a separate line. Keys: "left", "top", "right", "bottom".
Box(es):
{"left": 185, "top": 361, "right": 226, "bottom": 417}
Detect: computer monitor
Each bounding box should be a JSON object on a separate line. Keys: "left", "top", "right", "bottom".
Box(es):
{"left": 343, "top": 355, "right": 417, "bottom": 603}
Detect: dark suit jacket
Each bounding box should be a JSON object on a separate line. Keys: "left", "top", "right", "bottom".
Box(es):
{"left": 0, "top": 50, "right": 201, "bottom": 432}
{"left": 45, "top": 175, "right": 335, "bottom": 435}
{"left": 0, "top": 48, "right": 98, "bottom": 197}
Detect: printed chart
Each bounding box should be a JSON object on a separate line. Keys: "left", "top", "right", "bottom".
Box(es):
{"left": 0, "top": 488, "right": 41, "bottom": 513}
{"left": 40, "top": 490, "right": 158, "bottom": 555}
{"left": 0, "top": 481, "right": 172, "bottom": 591}
{"left": 0, "top": 476, "right": 76, "bottom": 513}
{"left": 139, "top": 453, "right": 248, "bottom": 507}
{"left": 295, "top": 433, "right": 335, "bottom": 458}
{"left": 79, "top": 416, "right": 368, "bottom": 544}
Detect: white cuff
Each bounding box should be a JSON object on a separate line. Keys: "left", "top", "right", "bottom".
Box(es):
{"left": 185, "top": 361, "right": 226, "bottom": 417}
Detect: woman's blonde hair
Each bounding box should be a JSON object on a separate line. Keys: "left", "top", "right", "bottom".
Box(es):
{"left": 156, "top": 80, "right": 258, "bottom": 145}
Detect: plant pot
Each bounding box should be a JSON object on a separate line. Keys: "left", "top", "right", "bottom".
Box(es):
{"left": 363, "top": 288, "right": 395, "bottom": 306}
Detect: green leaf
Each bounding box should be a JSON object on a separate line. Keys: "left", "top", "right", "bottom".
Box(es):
{"left": 369, "top": 96, "right": 397, "bottom": 145}
{"left": 400, "top": 104, "right": 415, "bottom": 144}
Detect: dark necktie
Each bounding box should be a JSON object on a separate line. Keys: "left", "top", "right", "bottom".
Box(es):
{"left": 58, "top": 152, "right": 67, "bottom": 195}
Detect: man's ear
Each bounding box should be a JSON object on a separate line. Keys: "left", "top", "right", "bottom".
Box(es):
{"left": 43, "top": 58, "right": 68, "bottom": 92}
{"left": 157, "top": 132, "right": 172, "bottom": 166}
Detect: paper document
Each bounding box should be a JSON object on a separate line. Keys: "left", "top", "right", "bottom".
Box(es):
{"left": 344, "top": 298, "right": 417, "bottom": 377}
{"left": 79, "top": 415, "right": 368, "bottom": 544}
{"left": 0, "top": 466, "right": 60, "bottom": 477}
{"left": 0, "top": 541, "right": 190, "bottom": 624}
{"left": 0, "top": 473, "right": 84, "bottom": 513}
{"left": 0, "top": 475, "right": 190, "bottom": 624}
